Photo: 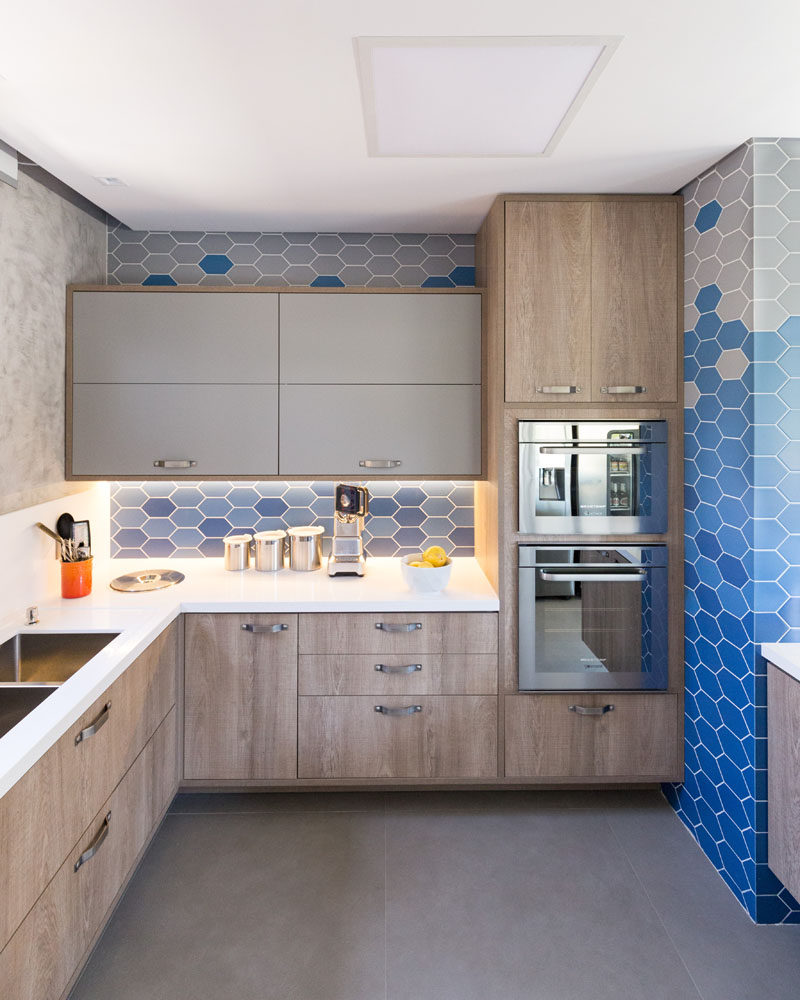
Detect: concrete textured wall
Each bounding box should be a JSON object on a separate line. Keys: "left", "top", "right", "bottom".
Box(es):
{"left": 0, "top": 170, "right": 106, "bottom": 515}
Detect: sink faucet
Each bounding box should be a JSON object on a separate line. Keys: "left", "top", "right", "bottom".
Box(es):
{"left": 25, "top": 606, "right": 40, "bottom": 625}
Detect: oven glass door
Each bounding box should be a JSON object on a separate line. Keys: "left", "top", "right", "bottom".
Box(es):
{"left": 518, "top": 421, "right": 668, "bottom": 534}
{"left": 518, "top": 546, "right": 668, "bottom": 691}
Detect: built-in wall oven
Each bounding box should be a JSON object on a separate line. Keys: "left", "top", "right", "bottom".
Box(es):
{"left": 518, "top": 545, "right": 668, "bottom": 691}
{"left": 518, "top": 421, "right": 668, "bottom": 535}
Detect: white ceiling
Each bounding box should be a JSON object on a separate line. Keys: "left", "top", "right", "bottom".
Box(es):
{"left": 1, "top": 0, "right": 799, "bottom": 232}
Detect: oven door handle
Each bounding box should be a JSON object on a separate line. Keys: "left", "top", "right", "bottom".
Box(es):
{"left": 537, "top": 570, "right": 646, "bottom": 583}
{"left": 539, "top": 446, "right": 647, "bottom": 455}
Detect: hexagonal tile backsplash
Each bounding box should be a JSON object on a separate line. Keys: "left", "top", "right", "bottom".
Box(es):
{"left": 667, "top": 138, "right": 800, "bottom": 924}
{"left": 108, "top": 227, "right": 475, "bottom": 289}
{"left": 111, "top": 480, "right": 474, "bottom": 559}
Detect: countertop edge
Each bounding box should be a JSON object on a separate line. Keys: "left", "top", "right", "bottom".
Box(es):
{"left": 762, "top": 643, "right": 800, "bottom": 685}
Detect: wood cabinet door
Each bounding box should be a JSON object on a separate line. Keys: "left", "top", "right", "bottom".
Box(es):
{"left": 504, "top": 201, "right": 592, "bottom": 402}
{"left": 591, "top": 201, "right": 678, "bottom": 403}
{"left": 184, "top": 614, "right": 298, "bottom": 780}
{"left": 504, "top": 693, "right": 679, "bottom": 779}
{"left": 768, "top": 664, "right": 800, "bottom": 902}
{"left": 298, "top": 696, "right": 497, "bottom": 779}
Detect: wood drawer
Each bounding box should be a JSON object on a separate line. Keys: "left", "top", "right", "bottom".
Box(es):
{"left": 298, "top": 613, "right": 498, "bottom": 656}
{"left": 768, "top": 663, "right": 800, "bottom": 901}
{"left": 0, "top": 708, "right": 177, "bottom": 1000}
{"left": 504, "top": 693, "right": 679, "bottom": 780}
{"left": 0, "top": 621, "right": 177, "bottom": 949}
{"left": 298, "top": 654, "right": 497, "bottom": 696}
{"left": 298, "top": 696, "right": 497, "bottom": 779}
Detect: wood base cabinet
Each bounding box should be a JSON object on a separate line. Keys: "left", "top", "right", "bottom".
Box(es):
{"left": 768, "top": 663, "right": 800, "bottom": 901}
{"left": 299, "top": 696, "right": 497, "bottom": 779}
{"left": 0, "top": 709, "right": 177, "bottom": 1000}
{"left": 504, "top": 694, "right": 679, "bottom": 780}
{"left": 184, "top": 614, "right": 298, "bottom": 780}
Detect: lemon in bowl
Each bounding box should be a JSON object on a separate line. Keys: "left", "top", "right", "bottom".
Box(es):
{"left": 400, "top": 552, "right": 453, "bottom": 593}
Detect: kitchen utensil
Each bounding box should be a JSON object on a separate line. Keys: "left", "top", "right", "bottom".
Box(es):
{"left": 400, "top": 554, "right": 453, "bottom": 594}
{"left": 72, "top": 519, "right": 91, "bottom": 559}
{"left": 109, "top": 569, "right": 185, "bottom": 592}
{"left": 56, "top": 512, "right": 74, "bottom": 541}
{"left": 287, "top": 525, "right": 324, "bottom": 571}
{"left": 61, "top": 557, "right": 93, "bottom": 598}
{"left": 253, "top": 530, "right": 286, "bottom": 572}
{"left": 328, "top": 484, "right": 369, "bottom": 577}
{"left": 223, "top": 534, "right": 252, "bottom": 571}
{"left": 36, "top": 522, "right": 62, "bottom": 545}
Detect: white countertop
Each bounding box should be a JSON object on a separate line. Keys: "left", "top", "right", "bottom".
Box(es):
{"left": 762, "top": 643, "right": 800, "bottom": 684}
{"left": 0, "top": 557, "right": 497, "bottom": 798}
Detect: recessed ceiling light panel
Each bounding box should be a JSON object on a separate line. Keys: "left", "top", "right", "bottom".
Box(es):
{"left": 95, "top": 175, "right": 127, "bottom": 186}
{"left": 356, "top": 36, "right": 621, "bottom": 158}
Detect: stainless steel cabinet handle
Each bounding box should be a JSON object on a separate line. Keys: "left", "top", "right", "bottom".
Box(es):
{"left": 375, "top": 622, "right": 422, "bottom": 632}
{"left": 600, "top": 386, "right": 647, "bottom": 394}
{"left": 540, "top": 446, "right": 646, "bottom": 455}
{"left": 569, "top": 704, "right": 615, "bottom": 716}
{"left": 153, "top": 459, "right": 197, "bottom": 468}
{"left": 359, "top": 459, "right": 402, "bottom": 468}
{"left": 374, "top": 704, "right": 422, "bottom": 716}
{"left": 535, "top": 385, "right": 582, "bottom": 394}
{"left": 374, "top": 663, "right": 423, "bottom": 674}
{"left": 75, "top": 702, "right": 111, "bottom": 745}
{"left": 241, "top": 623, "right": 289, "bottom": 633}
{"left": 538, "top": 571, "right": 645, "bottom": 583}
{"left": 74, "top": 812, "right": 111, "bottom": 872}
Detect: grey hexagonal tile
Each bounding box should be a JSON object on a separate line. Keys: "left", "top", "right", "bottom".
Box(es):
{"left": 717, "top": 143, "right": 749, "bottom": 176}
{"left": 717, "top": 170, "right": 750, "bottom": 206}
{"left": 228, "top": 244, "right": 260, "bottom": 265}
{"left": 777, "top": 160, "right": 800, "bottom": 188}
{"left": 422, "top": 235, "right": 454, "bottom": 254}
{"left": 283, "top": 265, "right": 316, "bottom": 284}
{"left": 285, "top": 232, "right": 316, "bottom": 244}
{"left": 113, "top": 242, "right": 148, "bottom": 264}
{"left": 753, "top": 236, "right": 787, "bottom": 269}
{"left": 338, "top": 265, "right": 372, "bottom": 284}
{"left": 142, "top": 253, "right": 177, "bottom": 274}
{"left": 366, "top": 275, "right": 399, "bottom": 287}
{"left": 256, "top": 253, "right": 289, "bottom": 275}
{"left": 778, "top": 253, "right": 800, "bottom": 283}
{"left": 172, "top": 243, "right": 204, "bottom": 264}
{"left": 284, "top": 244, "right": 315, "bottom": 265}
{"left": 717, "top": 289, "right": 751, "bottom": 322}
{"left": 366, "top": 255, "right": 398, "bottom": 276}
{"left": 757, "top": 299, "right": 789, "bottom": 329}
{"left": 717, "top": 259, "right": 749, "bottom": 293}
{"left": 255, "top": 274, "right": 288, "bottom": 286}
{"left": 199, "top": 233, "right": 233, "bottom": 253}
{"left": 311, "top": 234, "right": 344, "bottom": 254}
{"left": 311, "top": 254, "right": 345, "bottom": 275}
{"left": 754, "top": 174, "right": 789, "bottom": 206}
{"left": 170, "top": 264, "right": 205, "bottom": 283}
{"left": 753, "top": 206, "right": 788, "bottom": 237}
{"left": 366, "top": 235, "right": 400, "bottom": 254}
{"left": 339, "top": 244, "right": 370, "bottom": 265}
{"left": 227, "top": 232, "right": 260, "bottom": 244}
{"left": 778, "top": 284, "right": 800, "bottom": 313}
{"left": 394, "top": 266, "right": 428, "bottom": 285}
{"left": 114, "top": 263, "right": 148, "bottom": 283}
{"left": 114, "top": 228, "right": 149, "bottom": 244}
{"left": 695, "top": 228, "right": 724, "bottom": 260}
{"left": 421, "top": 255, "right": 453, "bottom": 277}
{"left": 778, "top": 222, "right": 800, "bottom": 251}
{"left": 449, "top": 244, "right": 474, "bottom": 266}
{"left": 694, "top": 257, "right": 723, "bottom": 286}
{"left": 717, "top": 230, "right": 749, "bottom": 265}
{"left": 717, "top": 199, "right": 749, "bottom": 235}
{"left": 142, "top": 233, "right": 177, "bottom": 253}
{"left": 394, "top": 244, "right": 426, "bottom": 266}
{"left": 199, "top": 273, "right": 232, "bottom": 286}
{"left": 255, "top": 234, "right": 289, "bottom": 254}
{"left": 753, "top": 269, "right": 788, "bottom": 298}
{"left": 172, "top": 231, "right": 205, "bottom": 243}
{"left": 227, "top": 265, "right": 261, "bottom": 283}
{"left": 695, "top": 171, "right": 722, "bottom": 205}
{"left": 716, "top": 349, "right": 749, "bottom": 380}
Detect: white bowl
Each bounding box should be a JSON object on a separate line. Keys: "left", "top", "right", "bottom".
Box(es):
{"left": 400, "top": 554, "right": 453, "bottom": 593}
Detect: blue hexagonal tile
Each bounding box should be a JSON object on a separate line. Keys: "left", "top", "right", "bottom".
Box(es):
{"left": 282, "top": 487, "right": 316, "bottom": 507}
{"left": 395, "top": 486, "right": 426, "bottom": 507}
{"left": 255, "top": 497, "right": 288, "bottom": 517}
{"left": 368, "top": 496, "right": 399, "bottom": 517}
{"left": 696, "top": 313, "right": 723, "bottom": 342}
{"left": 199, "top": 497, "right": 232, "bottom": 517}
{"left": 695, "top": 284, "right": 723, "bottom": 312}
{"left": 115, "top": 487, "right": 148, "bottom": 508}
{"left": 779, "top": 315, "right": 800, "bottom": 346}
{"left": 199, "top": 254, "right": 233, "bottom": 275}
{"left": 394, "top": 506, "right": 425, "bottom": 527}
{"left": 142, "top": 537, "right": 176, "bottom": 557}
{"left": 113, "top": 507, "right": 147, "bottom": 528}
{"left": 169, "top": 527, "right": 205, "bottom": 547}
{"left": 695, "top": 200, "right": 723, "bottom": 232}
{"left": 113, "top": 528, "right": 147, "bottom": 548}
{"left": 719, "top": 320, "right": 749, "bottom": 349}
{"left": 170, "top": 507, "right": 205, "bottom": 528}
{"left": 142, "top": 517, "right": 174, "bottom": 538}
{"left": 198, "top": 517, "right": 232, "bottom": 538}
{"left": 170, "top": 487, "right": 204, "bottom": 507}
{"left": 778, "top": 473, "right": 800, "bottom": 502}
{"left": 226, "top": 487, "right": 260, "bottom": 507}
{"left": 143, "top": 497, "right": 176, "bottom": 517}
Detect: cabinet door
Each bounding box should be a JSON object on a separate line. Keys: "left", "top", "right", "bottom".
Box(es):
{"left": 280, "top": 293, "right": 481, "bottom": 384}
{"left": 184, "top": 614, "right": 298, "bottom": 780}
{"left": 768, "top": 664, "right": 800, "bottom": 901}
{"left": 72, "top": 291, "right": 279, "bottom": 383}
{"left": 591, "top": 201, "right": 678, "bottom": 402}
{"left": 298, "top": 696, "right": 497, "bottom": 778}
{"left": 504, "top": 693, "right": 679, "bottom": 779}
{"left": 505, "top": 201, "right": 592, "bottom": 402}
{"left": 71, "top": 384, "right": 278, "bottom": 476}
{"left": 279, "top": 384, "right": 481, "bottom": 476}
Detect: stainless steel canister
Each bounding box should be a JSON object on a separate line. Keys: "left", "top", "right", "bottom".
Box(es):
{"left": 286, "top": 525, "right": 324, "bottom": 571}
{"left": 253, "top": 529, "right": 286, "bottom": 572}
{"left": 223, "top": 533, "right": 252, "bottom": 571}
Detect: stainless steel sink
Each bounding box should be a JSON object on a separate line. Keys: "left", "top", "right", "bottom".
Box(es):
{"left": 0, "top": 631, "right": 120, "bottom": 738}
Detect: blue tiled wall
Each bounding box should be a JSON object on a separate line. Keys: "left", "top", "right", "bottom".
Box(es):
{"left": 666, "top": 138, "right": 800, "bottom": 923}
{"left": 106, "top": 227, "right": 477, "bottom": 558}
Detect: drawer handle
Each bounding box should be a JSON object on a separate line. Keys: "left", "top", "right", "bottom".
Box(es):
{"left": 600, "top": 386, "right": 646, "bottom": 395}
{"left": 375, "top": 622, "right": 422, "bottom": 632}
{"left": 359, "top": 459, "right": 402, "bottom": 468}
{"left": 569, "top": 704, "right": 615, "bottom": 716}
{"left": 375, "top": 704, "right": 422, "bottom": 716}
{"left": 241, "top": 623, "right": 289, "bottom": 633}
{"left": 535, "top": 385, "right": 582, "bottom": 394}
{"left": 375, "top": 663, "right": 423, "bottom": 674}
{"left": 153, "top": 459, "right": 197, "bottom": 469}
{"left": 74, "top": 812, "right": 111, "bottom": 872}
{"left": 75, "top": 701, "right": 111, "bottom": 745}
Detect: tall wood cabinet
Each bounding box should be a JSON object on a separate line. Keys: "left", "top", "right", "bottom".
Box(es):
{"left": 505, "top": 198, "right": 679, "bottom": 403}
{"left": 475, "top": 194, "right": 684, "bottom": 783}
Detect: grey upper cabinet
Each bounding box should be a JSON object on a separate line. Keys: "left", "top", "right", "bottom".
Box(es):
{"left": 279, "top": 385, "right": 481, "bottom": 476}
{"left": 279, "top": 293, "right": 481, "bottom": 384}
{"left": 72, "top": 292, "right": 278, "bottom": 383}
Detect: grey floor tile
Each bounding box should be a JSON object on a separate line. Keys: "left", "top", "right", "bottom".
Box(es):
{"left": 69, "top": 812, "right": 386, "bottom": 1000}
{"left": 385, "top": 805, "right": 702, "bottom": 1000}
{"left": 385, "top": 788, "right": 663, "bottom": 814}
{"left": 605, "top": 800, "right": 800, "bottom": 1000}
{"left": 169, "top": 790, "right": 386, "bottom": 814}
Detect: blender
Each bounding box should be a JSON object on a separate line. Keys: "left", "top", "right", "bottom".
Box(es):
{"left": 328, "top": 484, "right": 369, "bottom": 576}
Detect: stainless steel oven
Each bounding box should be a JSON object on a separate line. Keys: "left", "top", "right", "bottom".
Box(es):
{"left": 518, "top": 420, "right": 668, "bottom": 534}
{"left": 518, "top": 545, "right": 668, "bottom": 691}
